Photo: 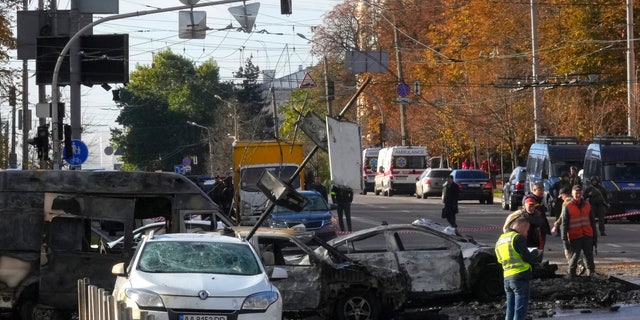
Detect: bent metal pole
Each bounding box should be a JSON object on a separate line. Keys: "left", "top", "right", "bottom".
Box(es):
{"left": 49, "top": 0, "right": 247, "bottom": 169}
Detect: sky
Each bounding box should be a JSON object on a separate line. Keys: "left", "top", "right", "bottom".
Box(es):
{"left": 9, "top": 0, "right": 341, "bottom": 169}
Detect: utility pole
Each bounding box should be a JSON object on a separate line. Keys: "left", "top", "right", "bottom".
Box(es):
{"left": 324, "top": 56, "right": 333, "bottom": 116}
{"left": 530, "top": 0, "right": 541, "bottom": 140}
{"left": 627, "top": 0, "right": 636, "bottom": 137}
{"left": 394, "top": 20, "right": 407, "bottom": 146}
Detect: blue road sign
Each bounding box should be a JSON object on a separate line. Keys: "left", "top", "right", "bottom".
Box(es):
{"left": 64, "top": 139, "right": 89, "bottom": 166}
{"left": 397, "top": 83, "right": 410, "bottom": 97}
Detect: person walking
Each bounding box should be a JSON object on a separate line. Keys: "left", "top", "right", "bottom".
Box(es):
{"left": 520, "top": 181, "right": 551, "bottom": 251}
{"left": 331, "top": 185, "right": 354, "bottom": 232}
{"left": 561, "top": 184, "right": 597, "bottom": 277}
{"left": 584, "top": 175, "right": 610, "bottom": 236}
{"left": 496, "top": 216, "right": 540, "bottom": 320}
{"left": 550, "top": 172, "right": 571, "bottom": 221}
{"left": 568, "top": 166, "right": 582, "bottom": 188}
{"left": 551, "top": 187, "right": 572, "bottom": 258}
{"left": 441, "top": 175, "right": 460, "bottom": 228}
{"left": 310, "top": 175, "right": 328, "bottom": 202}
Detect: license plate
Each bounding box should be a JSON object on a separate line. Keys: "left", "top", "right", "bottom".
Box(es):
{"left": 395, "top": 176, "right": 407, "bottom": 180}
{"left": 467, "top": 183, "right": 480, "bottom": 187}
{"left": 180, "top": 315, "right": 227, "bottom": 320}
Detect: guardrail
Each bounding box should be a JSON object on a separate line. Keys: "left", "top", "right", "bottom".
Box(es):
{"left": 77, "top": 278, "right": 155, "bottom": 320}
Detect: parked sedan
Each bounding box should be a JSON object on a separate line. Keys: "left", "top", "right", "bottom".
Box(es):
{"left": 501, "top": 166, "right": 527, "bottom": 210}
{"left": 320, "top": 219, "right": 503, "bottom": 304}
{"left": 450, "top": 169, "right": 494, "bottom": 204}
{"left": 266, "top": 190, "right": 338, "bottom": 241}
{"left": 415, "top": 168, "right": 452, "bottom": 199}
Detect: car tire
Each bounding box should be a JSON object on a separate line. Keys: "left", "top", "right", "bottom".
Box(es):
{"left": 479, "top": 199, "right": 485, "bottom": 204}
{"left": 335, "top": 290, "right": 380, "bottom": 320}
{"left": 486, "top": 197, "right": 494, "bottom": 204}
{"left": 510, "top": 200, "right": 519, "bottom": 211}
{"left": 423, "top": 195, "right": 428, "bottom": 199}
{"left": 473, "top": 265, "right": 504, "bottom": 302}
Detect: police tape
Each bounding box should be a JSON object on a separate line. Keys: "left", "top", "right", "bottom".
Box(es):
{"left": 604, "top": 210, "right": 640, "bottom": 220}
{"left": 458, "top": 225, "right": 502, "bottom": 233}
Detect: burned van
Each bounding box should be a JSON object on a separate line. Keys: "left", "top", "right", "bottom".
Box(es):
{"left": 0, "top": 170, "right": 229, "bottom": 320}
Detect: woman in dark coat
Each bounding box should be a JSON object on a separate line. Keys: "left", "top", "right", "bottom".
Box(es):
{"left": 442, "top": 175, "right": 460, "bottom": 228}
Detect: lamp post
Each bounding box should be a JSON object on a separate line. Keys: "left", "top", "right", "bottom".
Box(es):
{"left": 214, "top": 95, "right": 239, "bottom": 140}
{"left": 186, "top": 121, "right": 213, "bottom": 176}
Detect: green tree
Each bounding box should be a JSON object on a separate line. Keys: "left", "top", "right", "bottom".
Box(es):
{"left": 111, "top": 50, "right": 232, "bottom": 174}
{"left": 232, "top": 57, "right": 273, "bottom": 140}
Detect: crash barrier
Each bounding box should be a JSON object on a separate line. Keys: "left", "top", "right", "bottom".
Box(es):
{"left": 77, "top": 278, "right": 155, "bottom": 320}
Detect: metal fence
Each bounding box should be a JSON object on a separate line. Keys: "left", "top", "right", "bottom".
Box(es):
{"left": 77, "top": 278, "right": 155, "bottom": 320}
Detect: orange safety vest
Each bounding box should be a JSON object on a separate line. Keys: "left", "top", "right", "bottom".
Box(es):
{"left": 566, "top": 200, "right": 593, "bottom": 240}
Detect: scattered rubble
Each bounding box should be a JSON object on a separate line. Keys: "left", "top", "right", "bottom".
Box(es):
{"left": 428, "top": 263, "right": 640, "bottom": 320}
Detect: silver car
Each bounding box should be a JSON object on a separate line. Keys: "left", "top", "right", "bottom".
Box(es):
{"left": 415, "top": 168, "right": 452, "bottom": 199}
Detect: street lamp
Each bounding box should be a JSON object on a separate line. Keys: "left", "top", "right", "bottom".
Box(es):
{"left": 186, "top": 121, "right": 213, "bottom": 176}
{"left": 214, "top": 95, "right": 239, "bottom": 140}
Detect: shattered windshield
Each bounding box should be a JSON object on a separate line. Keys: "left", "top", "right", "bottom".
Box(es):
{"left": 137, "top": 241, "right": 261, "bottom": 275}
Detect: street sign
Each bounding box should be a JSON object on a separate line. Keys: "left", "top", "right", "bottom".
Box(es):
{"left": 63, "top": 139, "right": 89, "bottom": 166}
{"left": 397, "top": 83, "right": 410, "bottom": 97}
{"left": 299, "top": 72, "right": 317, "bottom": 88}
{"left": 229, "top": 2, "right": 260, "bottom": 32}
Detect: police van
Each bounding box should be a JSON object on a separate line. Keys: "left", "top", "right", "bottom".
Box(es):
{"left": 361, "top": 147, "right": 381, "bottom": 195}
{"left": 582, "top": 136, "right": 640, "bottom": 220}
{"left": 525, "top": 136, "right": 587, "bottom": 204}
{"left": 374, "top": 146, "right": 428, "bottom": 196}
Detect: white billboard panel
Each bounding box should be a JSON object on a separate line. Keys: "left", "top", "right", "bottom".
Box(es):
{"left": 326, "top": 117, "right": 362, "bottom": 191}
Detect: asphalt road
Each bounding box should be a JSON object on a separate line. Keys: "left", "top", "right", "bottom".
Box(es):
{"left": 347, "top": 193, "right": 640, "bottom": 271}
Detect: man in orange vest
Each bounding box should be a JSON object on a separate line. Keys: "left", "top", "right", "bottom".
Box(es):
{"left": 560, "top": 184, "right": 597, "bottom": 277}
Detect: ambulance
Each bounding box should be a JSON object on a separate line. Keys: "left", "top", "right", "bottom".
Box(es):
{"left": 374, "top": 146, "right": 428, "bottom": 196}
{"left": 361, "top": 147, "right": 381, "bottom": 195}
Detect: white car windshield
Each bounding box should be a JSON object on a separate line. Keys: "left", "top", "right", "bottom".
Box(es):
{"left": 138, "top": 241, "right": 261, "bottom": 275}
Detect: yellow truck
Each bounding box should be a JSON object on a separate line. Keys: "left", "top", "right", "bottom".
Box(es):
{"left": 232, "top": 140, "right": 305, "bottom": 225}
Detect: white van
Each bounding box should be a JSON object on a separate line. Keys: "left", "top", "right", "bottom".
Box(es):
{"left": 374, "top": 146, "right": 428, "bottom": 196}
{"left": 361, "top": 147, "right": 381, "bottom": 194}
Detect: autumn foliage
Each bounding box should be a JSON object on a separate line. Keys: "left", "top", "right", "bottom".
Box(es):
{"left": 299, "top": 0, "right": 636, "bottom": 169}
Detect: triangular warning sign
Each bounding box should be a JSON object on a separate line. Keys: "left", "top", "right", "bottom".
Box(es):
{"left": 299, "top": 72, "right": 317, "bottom": 88}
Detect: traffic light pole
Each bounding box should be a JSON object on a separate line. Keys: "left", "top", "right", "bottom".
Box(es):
{"left": 49, "top": 0, "right": 246, "bottom": 169}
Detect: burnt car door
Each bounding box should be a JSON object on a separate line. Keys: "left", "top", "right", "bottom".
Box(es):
{"left": 390, "top": 227, "right": 466, "bottom": 297}
{"left": 252, "top": 234, "right": 323, "bottom": 313}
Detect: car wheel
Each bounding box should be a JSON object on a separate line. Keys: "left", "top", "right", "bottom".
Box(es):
{"left": 335, "top": 290, "right": 380, "bottom": 320}
{"left": 486, "top": 197, "right": 494, "bottom": 204}
{"left": 473, "top": 265, "right": 504, "bottom": 302}
{"left": 510, "top": 200, "right": 519, "bottom": 211}
{"left": 479, "top": 199, "right": 485, "bottom": 204}
{"left": 423, "top": 195, "right": 428, "bottom": 199}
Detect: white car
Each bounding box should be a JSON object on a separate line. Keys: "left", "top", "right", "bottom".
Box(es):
{"left": 111, "top": 232, "right": 286, "bottom": 320}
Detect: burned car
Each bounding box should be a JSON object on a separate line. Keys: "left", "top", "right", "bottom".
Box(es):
{"left": 318, "top": 219, "right": 504, "bottom": 304}
{"left": 234, "top": 228, "right": 408, "bottom": 320}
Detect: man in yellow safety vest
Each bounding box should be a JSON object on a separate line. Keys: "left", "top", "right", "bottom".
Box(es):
{"left": 495, "top": 216, "right": 541, "bottom": 320}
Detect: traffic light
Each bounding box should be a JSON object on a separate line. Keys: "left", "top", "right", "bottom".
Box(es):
{"left": 281, "top": 0, "right": 291, "bottom": 14}
{"left": 327, "top": 79, "right": 335, "bottom": 101}
{"left": 64, "top": 124, "right": 72, "bottom": 159}
{"left": 37, "top": 124, "right": 49, "bottom": 160}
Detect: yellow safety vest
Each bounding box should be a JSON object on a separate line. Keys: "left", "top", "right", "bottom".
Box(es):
{"left": 495, "top": 231, "right": 531, "bottom": 278}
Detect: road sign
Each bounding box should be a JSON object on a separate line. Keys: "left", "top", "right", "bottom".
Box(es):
{"left": 299, "top": 72, "right": 317, "bottom": 88}
{"left": 397, "top": 83, "right": 410, "bottom": 97}
{"left": 63, "top": 139, "right": 89, "bottom": 166}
